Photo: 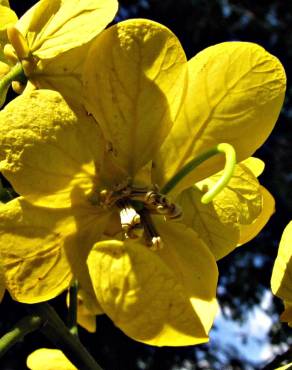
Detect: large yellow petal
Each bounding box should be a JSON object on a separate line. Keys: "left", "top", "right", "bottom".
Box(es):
{"left": 27, "top": 348, "right": 77, "bottom": 370}
{"left": 0, "top": 89, "right": 104, "bottom": 208}
{"left": 83, "top": 19, "right": 187, "bottom": 179}
{"left": 271, "top": 222, "right": 292, "bottom": 303}
{"left": 0, "top": 197, "right": 108, "bottom": 303}
{"left": 238, "top": 186, "right": 275, "bottom": 245}
{"left": 153, "top": 42, "right": 286, "bottom": 192}
{"left": 177, "top": 186, "right": 240, "bottom": 260}
{"left": 16, "top": 0, "right": 118, "bottom": 59}
{"left": 0, "top": 4, "right": 17, "bottom": 31}
{"left": 88, "top": 222, "right": 218, "bottom": 346}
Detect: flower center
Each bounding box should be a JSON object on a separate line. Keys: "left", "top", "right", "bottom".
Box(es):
{"left": 96, "top": 184, "right": 182, "bottom": 250}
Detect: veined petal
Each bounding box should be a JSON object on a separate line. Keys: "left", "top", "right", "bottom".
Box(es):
{"left": 197, "top": 161, "right": 263, "bottom": 225}
{"left": 271, "top": 222, "right": 292, "bottom": 303}
{"left": 156, "top": 221, "right": 219, "bottom": 339}
{"left": 83, "top": 19, "right": 187, "bottom": 179}
{"left": 31, "top": 43, "right": 91, "bottom": 105}
{"left": 153, "top": 42, "right": 286, "bottom": 191}
{"left": 238, "top": 186, "right": 275, "bottom": 245}
{"left": 27, "top": 348, "right": 77, "bottom": 370}
{"left": 177, "top": 187, "right": 240, "bottom": 260}
{"left": 16, "top": 0, "right": 118, "bottom": 59}
{"left": 88, "top": 223, "right": 218, "bottom": 346}
{"left": 0, "top": 89, "right": 104, "bottom": 208}
{"left": 0, "top": 197, "right": 108, "bottom": 303}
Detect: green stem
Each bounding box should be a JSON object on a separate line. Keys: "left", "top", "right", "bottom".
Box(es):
{"left": 68, "top": 280, "right": 79, "bottom": 337}
{"left": 0, "top": 315, "right": 43, "bottom": 358}
{"left": 30, "top": 303, "right": 103, "bottom": 370}
{"left": 161, "top": 143, "right": 236, "bottom": 204}
{"left": 0, "top": 62, "right": 26, "bottom": 107}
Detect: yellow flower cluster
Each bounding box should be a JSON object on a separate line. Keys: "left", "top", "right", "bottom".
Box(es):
{"left": 0, "top": 0, "right": 287, "bottom": 357}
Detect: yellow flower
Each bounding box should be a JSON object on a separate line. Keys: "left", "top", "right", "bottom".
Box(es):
{"left": 27, "top": 348, "right": 77, "bottom": 370}
{"left": 271, "top": 221, "right": 292, "bottom": 327}
{"left": 0, "top": 0, "right": 118, "bottom": 103}
{"left": 0, "top": 18, "right": 285, "bottom": 346}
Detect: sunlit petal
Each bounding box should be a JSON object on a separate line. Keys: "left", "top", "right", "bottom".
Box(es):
{"left": 88, "top": 222, "right": 218, "bottom": 346}
{"left": 83, "top": 19, "right": 187, "bottom": 179}
{"left": 27, "top": 348, "right": 76, "bottom": 370}
{"left": 153, "top": 42, "right": 286, "bottom": 192}
{"left": 0, "top": 90, "right": 104, "bottom": 208}
{"left": 0, "top": 197, "right": 108, "bottom": 303}
{"left": 16, "top": 0, "right": 118, "bottom": 59}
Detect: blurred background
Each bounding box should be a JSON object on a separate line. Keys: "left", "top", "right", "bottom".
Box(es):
{"left": 0, "top": 0, "right": 291, "bottom": 369}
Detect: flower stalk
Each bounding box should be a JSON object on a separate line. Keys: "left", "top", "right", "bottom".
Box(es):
{"left": 30, "top": 303, "right": 103, "bottom": 370}
{"left": 68, "top": 280, "right": 79, "bottom": 337}
{"left": 0, "top": 62, "right": 26, "bottom": 107}
{"left": 0, "top": 315, "right": 43, "bottom": 358}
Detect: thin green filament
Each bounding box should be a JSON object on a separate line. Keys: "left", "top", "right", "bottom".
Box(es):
{"left": 161, "top": 143, "right": 236, "bottom": 204}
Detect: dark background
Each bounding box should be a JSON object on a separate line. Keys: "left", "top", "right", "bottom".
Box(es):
{"left": 0, "top": 1, "right": 292, "bottom": 369}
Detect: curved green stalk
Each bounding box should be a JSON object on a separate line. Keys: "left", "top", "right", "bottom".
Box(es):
{"left": 0, "top": 62, "right": 26, "bottom": 107}
{"left": 0, "top": 315, "right": 43, "bottom": 358}
{"left": 161, "top": 143, "right": 236, "bottom": 204}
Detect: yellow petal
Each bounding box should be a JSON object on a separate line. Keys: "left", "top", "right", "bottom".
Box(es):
{"left": 153, "top": 42, "right": 286, "bottom": 192}
{"left": 0, "top": 197, "right": 108, "bottom": 303}
{"left": 66, "top": 291, "right": 98, "bottom": 332}
{"left": 238, "top": 186, "right": 275, "bottom": 245}
{"left": 0, "top": 4, "right": 17, "bottom": 32}
{"left": 83, "top": 19, "right": 187, "bottom": 179}
{"left": 0, "top": 89, "right": 104, "bottom": 208}
{"left": 16, "top": 0, "right": 118, "bottom": 59}
{"left": 271, "top": 222, "right": 292, "bottom": 303}
{"left": 77, "top": 295, "right": 97, "bottom": 332}
{"left": 27, "top": 348, "right": 77, "bottom": 370}
{"left": 274, "top": 363, "right": 292, "bottom": 370}
{"left": 88, "top": 222, "right": 218, "bottom": 346}
{"left": 280, "top": 301, "right": 292, "bottom": 327}
{"left": 241, "top": 157, "right": 265, "bottom": 177}
{"left": 177, "top": 186, "right": 240, "bottom": 260}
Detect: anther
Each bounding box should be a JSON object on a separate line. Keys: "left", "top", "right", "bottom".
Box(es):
{"left": 117, "top": 200, "right": 141, "bottom": 239}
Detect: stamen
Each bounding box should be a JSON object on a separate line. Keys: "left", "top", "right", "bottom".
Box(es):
{"left": 117, "top": 200, "right": 141, "bottom": 239}
{"left": 140, "top": 209, "right": 163, "bottom": 251}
